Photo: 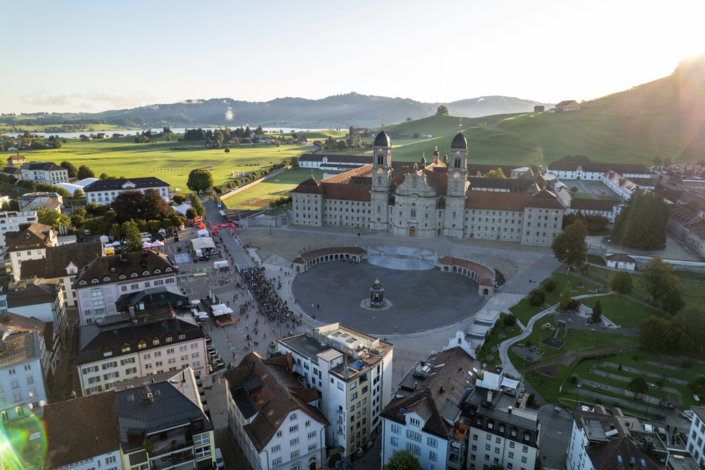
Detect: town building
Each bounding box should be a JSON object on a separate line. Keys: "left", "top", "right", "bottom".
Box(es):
{"left": 114, "top": 367, "right": 216, "bottom": 470}
{"left": 277, "top": 322, "right": 395, "bottom": 460}
{"left": 0, "top": 330, "right": 48, "bottom": 416}
{"left": 4, "top": 222, "right": 58, "bottom": 275}
{"left": 7, "top": 154, "right": 27, "bottom": 166}
{"left": 2, "top": 166, "right": 23, "bottom": 180}
{"left": 601, "top": 171, "right": 650, "bottom": 200}
{"left": 83, "top": 177, "right": 170, "bottom": 205}
{"left": 224, "top": 351, "right": 329, "bottom": 470}
{"left": 298, "top": 154, "right": 374, "bottom": 171}
{"left": 443, "top": 310, "right": 502, "bottom": 358}
{"left": 0, "top": 211, "right": 38, "bottom": 254}
{"left": 19, "top": 241, "right": 103, "bottom": 308}
{"left": 115, "top": 285, "right": 190, "bottom": 313}
{"left": 0, "top": 311, "right": 61, "bottom": 386}
{"left": 5, "top": 278, "right": 68, "bottom": 341}
{"left": 686, "top": 406, "right": 705, "bottom": 465}
{"left": 567, "top": 199, "right": 624, "bottom": 224}
{"left": 20, "top": 162, "right": 69, "bottom": 184}
{"left": 74, "top": 251, "right": 178, "bottom": 325}
{"left": 461, "top": 372, "right": 539, "bottom": 470}
{"left": 605, "top": 253, "right": 637, "bottom": 271}
{"left": 76, "top": 308, "right": 207, "bottom": 395}
{"left": 547, "top": 161, "right": 651, "bottom": 181}
{"left": 534, "top": 106, "right": 545, "bottom": 113}
{"left": 43, "top": 391, "right": 123, "bottom": 470}
{"left": 555, "top": 100, "right": 582, "bottom": 111}
{"left": 381, "top": 347, "right": 479, "bottom": 470}
{"left": 291, "top": 132, "right": 565, "bottom": 246}
{"left": 567, "top": 407, "right": 668, "bottom": 470}
{"left": 18, "top": 191, "right": 64, "bottom": 212}
{"left": 666, "top": 205, "right": 705, "bottom": 258}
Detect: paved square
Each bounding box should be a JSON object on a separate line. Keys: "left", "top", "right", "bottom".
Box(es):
{"left": 291, "top": 261, "right": 485, "bottom": 335}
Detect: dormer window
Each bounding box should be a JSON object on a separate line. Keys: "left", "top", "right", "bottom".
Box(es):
{"left": 131, "top": 272, "right": 138, "bottom": 278}
{"left": 142, "top": 270, "right": 150, "bottom": 276}
{"left": 103, "top": 347, "right": 112, "bottom": 357}
{"left": 165, "top": 334, "right": 172, "bottom": 343}
{"left": 165, "top": 267, "right": 172, "bottom": 272}
{"left": 103, "top": 276, "right": 111, "bottom": 282}
{"left": 79, "top": 280, "right": 87, "bottom": 286}
{"left": 154, "top": 269, "right": 161, "bottom": 274}
{"left": 91, "top": 278, "right": 99, "bottom": 284}
{"left": 138, "top": 341, "right": 147, "bottom": 350}
{"left": 152, "top": 337, "right": 160, "bottom": 346}
{"left": 109, "top": 265, "right": 117, "bottom": 273}
{"left": 122, "top": 344, "right": 131, "bottom": 353}
{"left": 119, "top": 274, "right": 126, "bottom": 280}
{"left": 178, "top": 332, "right": 185, "bottom": 340}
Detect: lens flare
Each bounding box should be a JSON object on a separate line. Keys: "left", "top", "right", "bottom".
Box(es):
{"left": 0, "top": 403, "right": 47, "bottom": 470}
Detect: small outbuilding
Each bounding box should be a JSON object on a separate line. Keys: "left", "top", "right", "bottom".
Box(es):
{"left": 606, "top": 253, "right": 636, "bottom": 271}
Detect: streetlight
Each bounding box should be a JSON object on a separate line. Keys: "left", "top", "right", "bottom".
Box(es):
{"left": 576, "top": 384, "right": 582, "bottom": 409}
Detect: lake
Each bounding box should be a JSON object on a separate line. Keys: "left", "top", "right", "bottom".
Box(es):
{"left": 18, "top": 127, "right": 328, "bottom": 138}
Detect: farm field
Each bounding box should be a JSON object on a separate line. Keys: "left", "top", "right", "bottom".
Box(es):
{"left": 222, "top": 169, "right": 326, "bottom": 210}
{"left": 10, "top": 136, "right": 310, "bottom": 191}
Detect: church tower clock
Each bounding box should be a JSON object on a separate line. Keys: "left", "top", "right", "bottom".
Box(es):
{"left": 370, "top": 130, "right": 392, "bottom": 231}
{"left": 443, "top": 131, "right": 469, "bottom": 238}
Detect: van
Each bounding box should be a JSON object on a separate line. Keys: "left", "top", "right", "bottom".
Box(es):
{"left": 215, "top": 448, "right": 225, "bottom": 470}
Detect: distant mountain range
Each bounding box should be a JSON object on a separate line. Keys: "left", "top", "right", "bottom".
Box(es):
{"left": 84, "top": 93, "right": 553, "bottom": 128}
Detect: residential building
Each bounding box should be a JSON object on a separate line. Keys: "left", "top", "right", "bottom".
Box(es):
{"left": 19, "top": 241, "right": 104, "bottom": 307}
{"left": 20, "top": 162, "right": 69, "bottom": 184}
{"left": 547, "top": 161, "right": 650, "bottom": 181}
{"left": 555, "top": 100, "right": 582, "bottom": 111}
{"left": 74, "top": 251, "right": 178, "bottom": 325}
{"left": 602, "top": 171, "right": 648, "bottom": 200}
{"left": 381, "top": 347, "right": 479, "bottom": 470}
{"left": 43, "top": 391, "right": 123, "bottom": 470}
{"left": 18, "top": 191, "right": 64, "bottom": 211}
{"left": 567, "top": 199, "right": 624, "bottom": 224}
{"left": 114, "top": 367, "right": 216, "bottom": 470}
{"left": 277, "top": 322, "right": 395, "bottom": 459}
{"left": 0, "top": 312, "right": 61, "bottom": 385}
{"left": 7, "top": 154, "right": 27, "bottom": 166}
{"left": 462, "top": 372, "right": 539, "bottom": 470}
{"left": 443, "top": 310, "right": 502, "bottom": 358}
{"left": 667, "top": 205, "right": 705, "bottom": 258}
{"left": 76, "top": 307, "right": 207, "bottom": 395}
{"left": 4, "top": 222, "right": 58, "bottom": 275}
{"left": 83, "top": 177, "right": 170, "bottom": 205}
{"left": 2, "top": 166, "right": 23, "bottom": 180}
{"left": 605, "top": 254, "right": 637, "bottom": 271}
{"left": 0, "top": 211, "right": 38, "bottom": 254}
{"left": 0, "top": 330, "right": 47, "bottom": 415}
{"left": 534, "top": 106, "right": 545, "bottom": 113}
{"left": 5, "top": 278, "right": 68, "bottom": 340}
{"left": 686, "top": 406, "right": 705, "bottom": 465}
{"left": 115, "top": 285, "right": 190, "bottom": 313}
{"left": 224, "top": 351, "right": 329, "bottom": 470}
{"left": 291, "top": 131, "right": 565, "bottom": 246}
{"left": 567, "top": 407, "right": 668, "bottom": 470}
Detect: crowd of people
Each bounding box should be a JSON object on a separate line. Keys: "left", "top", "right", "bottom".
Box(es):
{"left": 238, "top": 267, "right": 302, "bottom": 331}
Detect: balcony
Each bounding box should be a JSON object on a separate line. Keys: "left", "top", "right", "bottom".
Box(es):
{"left": 336, "top": 409, "right": 345, "bottom": 416}
{"left": 147, "top": 427, "right": 194, "bottom": 458}
{"left": 150, "top": 449, "right": 195, "bottom": 470}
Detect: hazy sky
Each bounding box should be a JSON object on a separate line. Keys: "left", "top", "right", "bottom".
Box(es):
{"left": 4, "top": 0, "right": 704, "bottom": 114}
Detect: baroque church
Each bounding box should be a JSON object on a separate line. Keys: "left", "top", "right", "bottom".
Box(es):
{"left": 291, "top": 131, "right": 565, "bottom": 246}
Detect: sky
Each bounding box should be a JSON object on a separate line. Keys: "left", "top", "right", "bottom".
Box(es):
{"left": 3, "top": 0, "right": 704, "bottom": 114}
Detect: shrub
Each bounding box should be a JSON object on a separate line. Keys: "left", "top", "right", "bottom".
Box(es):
{"left": 529, "top": 290, "right": 546, "bottom": 307}
{"left": 503, "top": 314, "right": 517, "bottom": 327}
{"left": 567, "top": 299, "right": 581, "bottom": 311}
{"left": 570, "top": 374, "right": 578, "bottom": 383}
{"left": 632, "top": 354, "right": 640, "bottom": 361}
{"left": 545, "top": 280, "right": 557, "bottom": 292}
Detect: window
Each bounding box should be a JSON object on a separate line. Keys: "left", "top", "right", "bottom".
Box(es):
{"left": 271, "top": 444, "right": 281, "bottom": 453}
{"left": 407, "top": 443, "right": 421, "bottom": 455}
{"left": 407, "top": 430, "right": 421, "bottom": 442}
{"left": 486, "top": 444, "right": 491, "bottom": 451}
{"left": 195, "top": 446, "right": 211, "bottom": 459}
{"left": 473, "top": 434, "right": 478, "bottom": 441}
{"left": 291, "top": 451, "right": 300, "bottom": 459}
{"left": 308, "top": 431, "right": 316, "bottom": 439}
{"left": 290, "top": 413, "right": 297, "bottom": 421}
{"left": 23, "top": 364, "right": 31, "bottom": 371}
{"left": 427, "top": 437, "right": 437, "bottom": 448}
{"left": 10, "top": 380, "right": 19, "bottom": 389}
{"left": 290, "top": 425, "right": 298, "bottom": 433}
{"left": 509, "top": 452, "right": 514, "bottom": 459}
{"left": 510, "top": 442, "right": 515, "bottom": 449}
{"left": 523, "top": 446, "right": 528, "bottom": 453}
{"left": 272, "top": 458, "right": 282, "bottom": 466}
{"left": 391, "top": 437, "right": 399, "bottom": 447}
{"left": 391, "top": 424, "right": 400, "bottom": 434}
{"left": 522, "top": 457, "right": 528, "bottom": 464}
{"left": 290, "top": 438, "right": 299, "bottom": 446}
{"left": 409, "top": 417, "right": 420, "bottom": 427}
{"left": 276, "top": 431, "right": 282, "bottom": 438}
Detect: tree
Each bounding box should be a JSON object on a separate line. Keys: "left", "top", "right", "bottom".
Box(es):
{"left": 591, "top": 301, "right": 602, "bottom": 324}
{"left": 674, "top": 307, "right": 705, "bottom": 350}
{"left": 383, "top": 450, "right": 422, "bottom": 470}
{"left": 122, "top": 220, "right": 142, "bottom": 252}
{"left": 109, "top": 223, "right": 122, "bottom": 239}
{"left": 653, "top": 156, "right": 662, "bottom": 167}
{"left": 185, "top": 207, "right": 198, "bottom": 219}
{"left": 664, "top": 157, "right": 672, "bottom": 167}
{"left": 61, "top": 161, "right": 78, "bottom": 178}
{"left": 336, "top": 140, "right": 348, "bottom": 151}
{"left": 436, "top": 105, "right": 449, "bottom": 116}
{"left": 485, "top": 168, "right": 506, "bottom": 179}
{"left": 77, "top": 165, "right": 95, "bottom": 179}
{"left": 529, "top": 290, "right": 546, "bottom": 307}
{"left": 189, "top": 193, "right": 206, "bottom": 216}
{"left": 85, "top": 203, "right": 100, "bottom": 217}
{"left": 638, "top": 316, "right": 670, "bottom": 351}
{"left": 559, "top": 282, "right": 572, "bottom": 310}
{"left": 639, "top": 257, "right": 680, "bottom": 305}
{"left": 112, "top": 190, "right": 146, "bottom": 223}
{"left": 406, "top": 117, "right": 414, "bottom": 122}
{"left": 30, "top": 140, "right": 45, "bottom": 150}
{"left": 662, "top": 286, "right": 685, "bottom": 315}
{"left": 73, "top": 189, "right": 84, "bottom": 198}
{"left": 99, "top": 172, "right": 109, "bottom": 180}
{"left": 173, "top": 194, "right": 187, "bottom": 204}
{"left": 187, "top": 169, "right": 214, "bottom": 194}
{"left": 73, "top": 208, "right": 86, "bottom": 218}
{"left": 142, "top": 189, "right": 173, "bottom": 221}
{"left": 37, "top": 209, "right": 71, "bottom": 229}
{"left": 628, "top": 377, "right": 649, "bottom": 399}
{"left": 610, "top": 271, "right": 633, "bottom": 295}
{"left": 611, "top": 191, "right": 670, "bottom": 250}
{"left": 290, "top": 156, "right": 298, "bottom": 167}
{"left": 487, "top": 465, "right": 505, "bottom": 470}
{"left": 551, "top": 220, "right": 588, "bottom": 268}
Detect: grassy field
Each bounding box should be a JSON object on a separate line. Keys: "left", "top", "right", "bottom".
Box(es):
{"left": 9, "top": 136, "right": 311, "bottom": 192}
{"left": 475, "top": 313, "right": 522, "bottom": 370}
{"left": 509, "top": 274, "right": 599, "bottom": 326}
{"left": 580, "top": 295, "right": 663, "bottom": 328}
{"left": 222, "top": 169, "right": 326, "bottom": 210}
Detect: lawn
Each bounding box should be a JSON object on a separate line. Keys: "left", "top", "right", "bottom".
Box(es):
{"left": 11, "top": 136, "right": 311, "bottom": 192}
{"left": 580, "top": 295, "right": 663, "bottom": 328}
{"left": 509, "top": 274, "right": 599, "bottom": 326}
{"left": 475, "top": 313, "right": 523, "bottom": 370}
{"left": 222, "top": 169, "right": 327, "bottom": 210}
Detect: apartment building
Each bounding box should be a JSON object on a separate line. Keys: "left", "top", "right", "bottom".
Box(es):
{"left": 0, "top": 311, "right": 61, "bottom": 386}
{"left": 18, "top": 191, "right": 64, "bottom": 211}
{"left": 43, "top": 391, "right": 123, "bottom": 470}
{"left": 20, "top": 162, "right": 69, "bottom": 184}
{"left": 462, "top": 372, "right": 539, "bottom": 470}
{"left": 84, "top": 177, "right": 170, "bottom": 205}
{"left": 686, "top": 406, "right": 705, "bottom": 465}
{"left": 6, "top": 278, "right": 68, "bottom": 340}
{"left": 74, "top": 251, "right": 178, "bottom": 325}
{"left": 0, "top": 330, "right": 47, "bottom": 416}
{"left": 76, "top": 308, "right": 207, "bottom": 395}
{"left": 114, "top": 367, "right": 216, "bottom": 470}
{"left": 381, "top": 347, "right": 480, "bottom": 470}
{"left": 567, "top": 407, "right": 668, "bottom": 470}
{"left": 20, "top": 241, "right": 104, "bottom": 308}
{"left": 224, "top": 351, "right": 329, "bottom": 470}
{"left": 277, "top": 323, "right": 394, "bottom": 460}
{"left": 0, "top": 211, "right": 37, "bottom": 253}
{"left": 4, "top": 222, "right": 57, "bottom": 275}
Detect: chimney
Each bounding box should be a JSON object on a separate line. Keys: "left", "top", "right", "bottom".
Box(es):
{"left": 344, "top": 367, "right": 349, "bottom": 380}
{"left": 508, "top": 406, "right": 512, "bottom": 414}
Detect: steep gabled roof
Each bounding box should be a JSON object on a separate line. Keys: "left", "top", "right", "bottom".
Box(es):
{"left": 20, "top": 241, "right": 103, "bottom": 280}
{"left": 465, "top": 191, "right": 532, "bottom": 212}
{"left": 524, "top": 189, "right": 564, "bottom": 209}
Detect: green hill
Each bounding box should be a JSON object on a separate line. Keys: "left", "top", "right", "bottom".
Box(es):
{"left": 365, "top": 66, "right": 705, "bottom": 167}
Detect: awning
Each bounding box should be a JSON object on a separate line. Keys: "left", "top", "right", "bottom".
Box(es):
{"left": 500, "top": 377, "right": 520, "bottom": 390}
{"left": 191, "top": 238, "right": 215, "bottom": 251}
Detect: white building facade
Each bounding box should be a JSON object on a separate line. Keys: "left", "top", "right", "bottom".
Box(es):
{"left": 20, "top": 162, "right": 69, "bottom": 184}
{"left": 0, "top": 211, "right": 37, "bottom": 254}
{"left": 83, "top": 177, "right": 170, "bottom": 205}
{"left": 0, "top": 331, "right": 48, "bottom": 416}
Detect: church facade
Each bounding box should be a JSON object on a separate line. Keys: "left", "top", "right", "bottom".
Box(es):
{"left": 291, "top": 131, "right": 565, "bottom": 246}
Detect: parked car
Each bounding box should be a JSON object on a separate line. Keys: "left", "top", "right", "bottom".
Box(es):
{"left": 215, "top": 448, "right": 225, "bottom": 470}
